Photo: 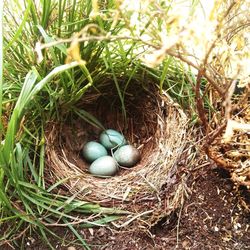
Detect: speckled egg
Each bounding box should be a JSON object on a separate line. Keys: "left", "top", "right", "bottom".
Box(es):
{"left": 99, "top": 129, "right": 127, "bottom": 150}
{"left": 89, "top": 156, "right": 118, "bottom": 177}
{"left": 82, "top": 141, "right": 108, "bottom": 163}
{"left": 114, "top": 145, "right": 140, "bottom": 167}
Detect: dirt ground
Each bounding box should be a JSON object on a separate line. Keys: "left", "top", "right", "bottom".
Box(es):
{"left": 2, "top": 165, "right": 250, "bottom": 250}
{"left": 76, "top": 167, "right": 250, "bottom": 250}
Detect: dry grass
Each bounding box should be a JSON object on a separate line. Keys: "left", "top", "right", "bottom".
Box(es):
{"left": 207, "top": 90, "right": 250, "bottom": 189}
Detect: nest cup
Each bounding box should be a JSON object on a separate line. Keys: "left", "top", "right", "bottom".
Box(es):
{"left": 46, "top": 84, "right": 188, "bottom": 229}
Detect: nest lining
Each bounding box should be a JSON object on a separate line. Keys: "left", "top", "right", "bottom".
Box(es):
{"left": 46, "top": 86, "right": 188, "bottom": 228}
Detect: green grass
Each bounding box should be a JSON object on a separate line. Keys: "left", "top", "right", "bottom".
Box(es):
{"left": 1, "top": 1, "right": 127, "bottom": 248}
{"left": 0, "top": 0, "right": 206, "bottom": 249}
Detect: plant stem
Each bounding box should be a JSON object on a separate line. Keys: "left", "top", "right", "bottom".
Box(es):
{"left": 195, "top": 68, "right": 208, "bottom": 132}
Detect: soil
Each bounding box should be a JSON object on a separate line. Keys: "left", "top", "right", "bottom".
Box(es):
{"left": 1, "top": 166, "right": 250, "bottom": 249}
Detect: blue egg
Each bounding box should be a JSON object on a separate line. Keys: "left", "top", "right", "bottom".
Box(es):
{"left": 89, "top": 156, "right": 118, "bottom": 177}
{"left": 82, "top": 141, "right": 108, "bottom": 162}
{"left": 114, "top": 145, "right": 140, "bottom": 167}
{"left": 99, "top": 129, "right": 127, "bottom": 150}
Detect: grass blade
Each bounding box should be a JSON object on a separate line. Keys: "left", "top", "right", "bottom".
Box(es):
{"left": 4, "top": 0, "right": 32, "bottom": 52}
{"left": 64, "top": 218, "right": 91, "bottom": 250}
{"left": 74, "top": 108, "right": 105, "bottom": 130}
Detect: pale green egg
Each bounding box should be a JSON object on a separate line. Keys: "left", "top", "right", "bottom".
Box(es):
{"left": 100, "top": 129, "right": 127, "bottom": 150}
{"left": 89, "top": 156, "right": 118, "bottom": 177}
{"left": 114, "top": 145, "right": 141, "bottom": 167}
{"left": 82, "top": 141, "right": 108, "bottom": 163}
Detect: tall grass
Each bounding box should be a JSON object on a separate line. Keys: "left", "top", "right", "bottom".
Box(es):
{"left": 1, "top": 1, "right": 125, "bottom": 248}
{"left": 1, "top": 0, "right": 200, "bottom": 248}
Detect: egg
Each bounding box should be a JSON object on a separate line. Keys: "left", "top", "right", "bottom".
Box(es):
{"left": 114, "top": 145, "right": 140, "bottom": 167}
{"left": 89, "top": 156, "right": 118, "bottom": 177}
{"left": 82, "top": 141, "right": 108, "bottom": 162}
{"left": 99, "top": 129, "right": 127, "bottom": 150}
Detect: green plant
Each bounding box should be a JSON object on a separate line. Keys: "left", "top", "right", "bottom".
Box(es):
{"left": 1, "top": 1, "right": 126, "bottom": 248}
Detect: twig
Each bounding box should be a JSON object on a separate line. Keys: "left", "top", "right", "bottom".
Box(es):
{"left": 195, "top": 68, "right": 208, "bottom": 132}
{"left": 36, "top": 34, "right": 160, "bottom": 51}
{"left": 42, "top": 214, "right": 104, "bottom": 227}
{"left": 0, "top": 226, "right": 29, "bottom": 248}
{"left": 167, "top": 50, "right": 224, "bottom": 96}
{"left": 176, "top": 190, "right": 185, "bottom": 248}
{"left": 111, "top": 210, "right": 154, "bottom": 228}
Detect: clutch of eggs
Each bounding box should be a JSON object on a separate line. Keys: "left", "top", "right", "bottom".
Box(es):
{"left": 82, "top": 129, "right": 141, "bottom": 177}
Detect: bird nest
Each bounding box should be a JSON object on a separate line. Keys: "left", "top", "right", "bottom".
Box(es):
{"left": 45, "top": 85, "right": 189, "bottom": 229}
